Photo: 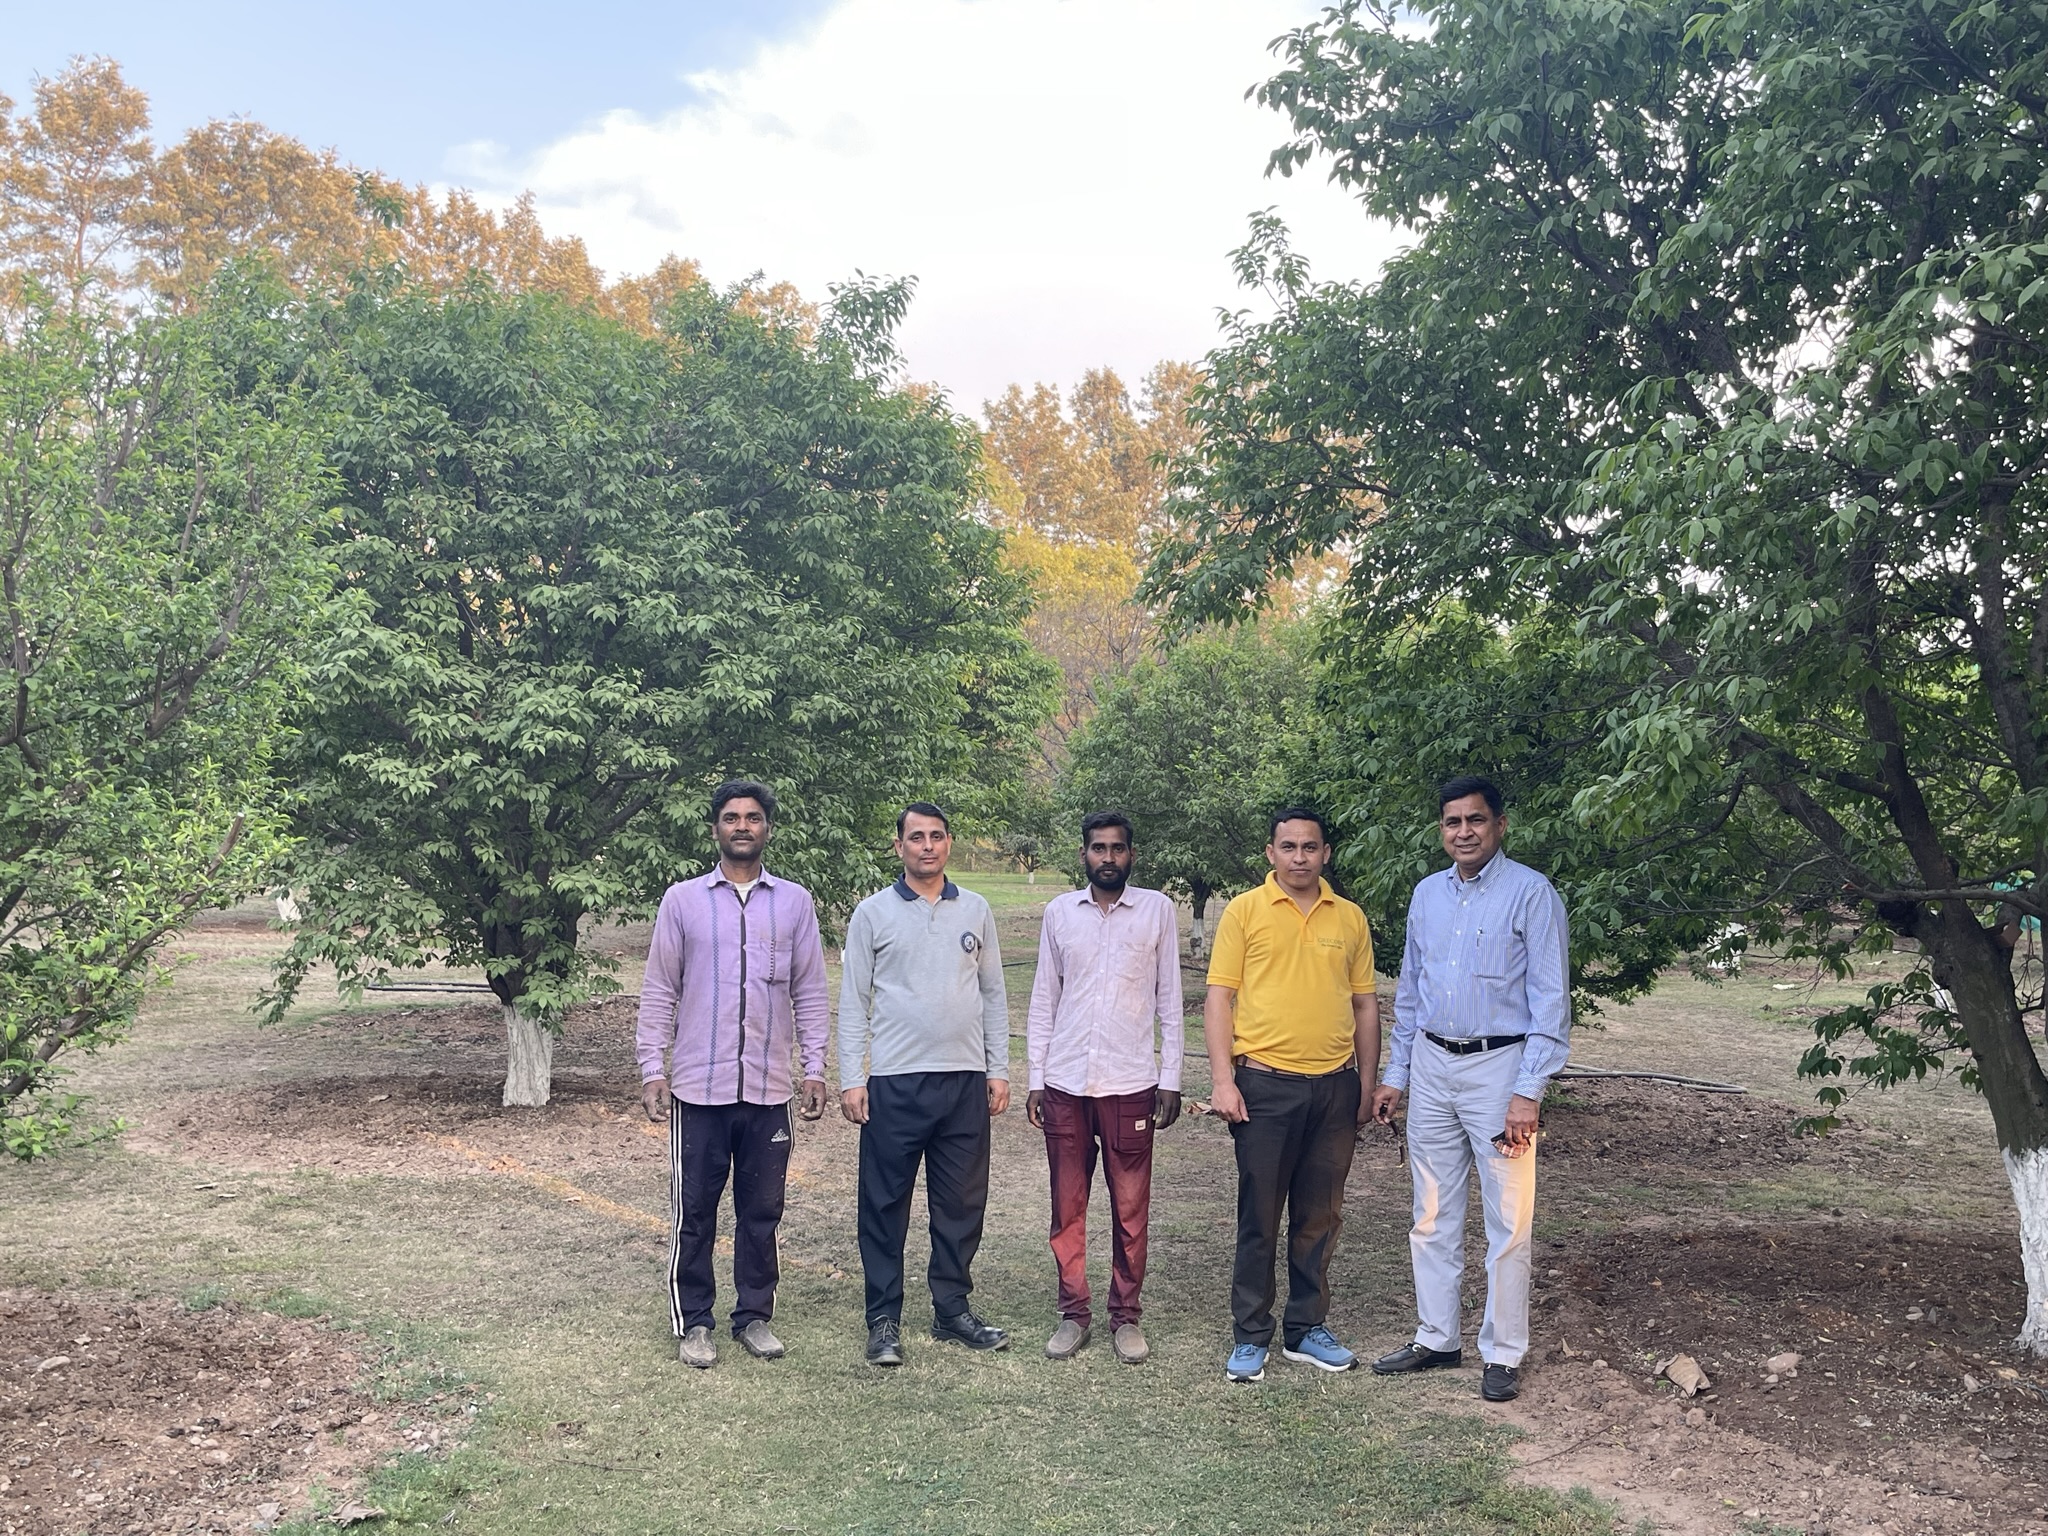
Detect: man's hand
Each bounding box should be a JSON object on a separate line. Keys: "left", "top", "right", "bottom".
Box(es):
{"left": 1154, "top": 1089, "right": 1182, "bottom": 1130}
{"left": 1369, "top": 1084, "right": 1403, "bottom": 1126}
{"left": 987, "top": 1078, "right": 1011, "bottom": 1117}
{"left": 798, "top": 1077, "right": 828, "bottom": 1120}
{"left": 1356, "top": 1081, "right": 1379, "bottom": 1127}
{"left": 1209, "top": 1078, "right": 1248, "bottom": 1123}
{"left": 1502, "top": 1092, "right": 1540, "bottom": 1149}
{"left": 1026, "top": 1089, "right": 1045, "bottom": 1129}
{"left": 840, "top": 1085, "right": 870, "bottom": 1125}
{"left": 641, "top": 1078, "right": 672, "bottom": 1123}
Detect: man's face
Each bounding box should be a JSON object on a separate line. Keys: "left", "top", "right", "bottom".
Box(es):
{"left": 714, "top": 798, "right": 770, "bottom": 865}
{"left": 1440, "top": 793, "right": 1506, "bottom": 875}
{"left": 1082, "top": 828, "right": 1133, "bottom": 893}
{"left": 894, "top": 812, "right": 952, "bottom": 881}
{"left": 1265, "top": 819, "right": 1328, "bottom": 893}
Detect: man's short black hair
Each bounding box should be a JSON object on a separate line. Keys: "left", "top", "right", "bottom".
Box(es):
{"left": 896, "top": 801, "right": 950, "bottom": 836}
{"left": 1439, "top": 775, "right": 1505, "bottom": 816}
{"left": 1268, "top": 806, "right": 1330, "bottom": 842}
{"left": 1079, "top": 810, "right": 1134, "bottom": 846}
{"left": 710, "top": 779, "right": 777, "bottom": 823}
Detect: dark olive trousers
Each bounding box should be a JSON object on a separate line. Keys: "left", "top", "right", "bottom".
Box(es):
{"left": 1226, "top": 1064, "right": 1360, "bottom": 1348}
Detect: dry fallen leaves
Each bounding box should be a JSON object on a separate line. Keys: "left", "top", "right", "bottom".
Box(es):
{"left": 1658, "top": 1353, "right": 1712, "bottom": 1397}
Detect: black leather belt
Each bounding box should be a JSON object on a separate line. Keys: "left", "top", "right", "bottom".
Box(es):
{"left": 1234, "top": 1055, "right": 1356, "bottom": 1080}
{"left": 1425, "top": 1031, "right": 1527, "bottom": 1056}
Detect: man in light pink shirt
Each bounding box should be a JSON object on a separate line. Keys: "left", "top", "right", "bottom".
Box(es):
{"left": 1025, "top": 811, "right": 1184, "bottom": 1364}
{"left": 636, "top": 780, "right": 830, "bottom": 1369}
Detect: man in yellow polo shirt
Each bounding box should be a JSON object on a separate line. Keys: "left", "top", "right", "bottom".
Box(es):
{"left": 1204, "top": 807, "right": 1380, "bottom": 1383}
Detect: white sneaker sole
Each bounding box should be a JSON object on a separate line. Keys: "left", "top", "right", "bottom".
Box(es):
{"left": 1226, "top": 1363, "right": 1265, "bottom": 1383}
{"left": 1282, "top": 1347, "right": 1356, "bottom": 1372}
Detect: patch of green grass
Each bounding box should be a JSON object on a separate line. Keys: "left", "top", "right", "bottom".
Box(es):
{"left": 262, "top": 1284, "right": 330, "bottom": 1319}
{"left": 275, "top": 1446, "right": 497, "bottom": 1534}
{"left": 180, "top": 1280, "right": 230, "bottom": 1312}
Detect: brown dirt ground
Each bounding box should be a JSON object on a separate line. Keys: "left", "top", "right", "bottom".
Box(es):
{"left": 124, "top": 999, "right": 664, "bottom": 1184}
{"left": 0, "top": 1289, "right": 422, "bottom": 1536}
{"left": 94, "top": 956, "right": 2048, "bottom": 1536}
{"left": 1443, "top": 1081, "right": 2048, "bottom": 1536}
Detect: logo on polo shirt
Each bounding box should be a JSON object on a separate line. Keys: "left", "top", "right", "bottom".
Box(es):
{"left": 960, "top": 932, "right": 979, "bottom": 953}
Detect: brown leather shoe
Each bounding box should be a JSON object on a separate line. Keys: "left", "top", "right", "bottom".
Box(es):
{"left": 1112, "top": 1323, "right": 1149, "bottom": 1364}
{"left": 1044, "top": 1319, "right": 1089, "bottom": 1359}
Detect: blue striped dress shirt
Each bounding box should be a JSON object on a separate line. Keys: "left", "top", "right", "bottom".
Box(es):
{"left": 1386, "top": 850, "right": 1571, "bottom": 1100}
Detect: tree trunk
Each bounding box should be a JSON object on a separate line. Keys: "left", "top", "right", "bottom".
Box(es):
{"left": 502, "top": 1002, "right": 554, "bottom": 1108}
{"left": 1190, "top": 885, "right": 1211, "bottom": 960}
{"left": 1925, "top": 905, "right": 2048, "bottom": 1354}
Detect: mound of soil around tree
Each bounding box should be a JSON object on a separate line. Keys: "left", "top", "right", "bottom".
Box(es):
{"left": 0, "top": 1290, "right": 415, "bottom": 1535}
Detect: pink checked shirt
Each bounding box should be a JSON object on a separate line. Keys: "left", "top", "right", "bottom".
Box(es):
{"left": 1026, "top": 885, "right": 1185, "bottom": 1097}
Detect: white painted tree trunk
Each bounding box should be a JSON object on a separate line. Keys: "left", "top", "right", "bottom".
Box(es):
{"left": 1190, "top": 910, "right": 1208, "bottom": 959}
{"left": 502, "top": 1003, "right": 554, "bottom": 1108}
{"left": 2007, "top": 1146, "right": 2048, "bottom": 1356}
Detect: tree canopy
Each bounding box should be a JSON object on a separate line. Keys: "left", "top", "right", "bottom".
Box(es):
{"left": 1057, "top": 622, "right": 1316, "bottom": 952}
{"left": 0, "top": 279, "right": 335, "bottom": 1154}
{"left": 267, "top": 276, "right": 1049, "bottom": 1105}
{"left": 1151, "top": 0, "right": 2048, "bottom": 1352}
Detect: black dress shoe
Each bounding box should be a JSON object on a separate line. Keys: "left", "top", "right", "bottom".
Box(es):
{"left": 1481, "top": 1363, "right": 1521, "bottom": 1401}
{"left": 865, "top": 1317, "right": 903, "bottom": 1367}
{"left": 1370, "top": 1342, "right": 1464, "bottom": 1375}
{"left": 932, "top": 1310, "right": 1009, "bottom": 1351}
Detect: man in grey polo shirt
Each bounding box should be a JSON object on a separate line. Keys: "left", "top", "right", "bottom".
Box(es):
{"left": 839, "top": 801, "right": 1011, "bottom": 1366}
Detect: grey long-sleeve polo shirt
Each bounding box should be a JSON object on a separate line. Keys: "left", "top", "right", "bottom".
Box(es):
{"left": 837, "top": 878, "right": 1008, "bottom": 1089}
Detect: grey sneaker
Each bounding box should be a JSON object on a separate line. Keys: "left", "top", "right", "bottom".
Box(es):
{"left": 1112, "top": 1322, "right": 1149, "bottom": 1364}
{"left": 736, "top": 1320, "right": 785, "bottom": 1360}
{"left": 678, "top": 1325, "right": 716, "bottom": 1369}
{"left": 1044, "top": 1319, "right": 1090, "bottom": 1359}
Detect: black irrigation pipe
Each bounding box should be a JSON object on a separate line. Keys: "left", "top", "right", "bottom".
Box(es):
{"left": 1554, "top": 1066, "right": 1747, "bottom": 1094}
{"left": 364, "top": 981, "right": 496, "bottom": 994}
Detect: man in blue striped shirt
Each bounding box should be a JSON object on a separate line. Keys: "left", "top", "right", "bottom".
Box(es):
{"left": 1369, "top": 775, "right": 1570, "bottom": 1403}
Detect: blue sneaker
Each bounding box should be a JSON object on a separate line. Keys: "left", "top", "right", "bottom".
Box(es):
{"left": 1282, "top": 1325, "right": 1356, "bottom": 1372}
{"left": 1225, "top": 1343, "right": 1267, "bottom": 1383}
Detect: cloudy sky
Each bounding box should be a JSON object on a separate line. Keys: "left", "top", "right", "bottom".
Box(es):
{"left": 11, "top": 0, "right": 1398, "bottom": 406}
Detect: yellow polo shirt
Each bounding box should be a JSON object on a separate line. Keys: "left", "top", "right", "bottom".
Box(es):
{"left": 1206, "top": 873, "right": 1376, "bottom": 1074}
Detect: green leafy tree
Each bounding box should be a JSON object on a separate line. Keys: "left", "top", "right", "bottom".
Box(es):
{"left": 269, "top": 276, "right": 1043, "bottom": 1105}
{"left": 0, "top": 280, "right": 334, "bottom": 1155}
{"left": 1309, "top": 606, "right": 1744, "bottom": 1009}
{"left": 1058, "top": 624, "right": 1316, "bottom": 954}
{"left": 1152, "top": 0, "right": 2048, "bottom": 1351}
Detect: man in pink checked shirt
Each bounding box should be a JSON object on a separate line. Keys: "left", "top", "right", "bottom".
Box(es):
{"left": 1025, "top": 811, "right": 1184, "bottom": 1365}
{"left": 636, "top": 779, "right": 830, "bottom": 1371}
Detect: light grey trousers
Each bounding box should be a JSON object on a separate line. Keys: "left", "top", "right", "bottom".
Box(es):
{"left": 1406, "top": 1036, "right": 1537, "bottom": 1367}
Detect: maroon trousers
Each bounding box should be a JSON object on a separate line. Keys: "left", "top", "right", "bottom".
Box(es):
{"left": 1042, "top": 1085, "right": 1155, "bottom": 1328}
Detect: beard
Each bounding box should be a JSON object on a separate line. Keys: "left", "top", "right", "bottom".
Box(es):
{"left": 1086, "top": 862, "right": 1129, "bottom": 892}
{"left": 716, "top": 835, "right": 762, "bottom": 866}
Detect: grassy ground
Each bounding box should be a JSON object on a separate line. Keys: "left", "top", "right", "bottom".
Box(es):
{"left": 2, "top": 872, "right": 2024, "bottom": 1535}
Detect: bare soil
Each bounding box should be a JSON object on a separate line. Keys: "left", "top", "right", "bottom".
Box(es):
{"left": 124, "top": 999, "right": 663, "bottom": 1183}
{"left": 0, "top": 1289, "right": 409, "bottom": 1536}
{"left": 1463, "top": 1082, "right": 2048, "bottom": 1536}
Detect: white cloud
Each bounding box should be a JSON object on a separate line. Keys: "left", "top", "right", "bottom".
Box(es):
{"left": 478, "top": 0, "right": 1401, "bottom": 408}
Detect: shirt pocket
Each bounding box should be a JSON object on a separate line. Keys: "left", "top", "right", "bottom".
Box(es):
{"left": 1471, "top": 923, "right": 1519, "bottom": 981}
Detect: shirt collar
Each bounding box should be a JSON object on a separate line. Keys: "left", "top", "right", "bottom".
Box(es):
{"left": 1447, "top": 849, "right": 1509, "bottom": 889}
{"left": 1263, "top": 871, "right": 1334, "bottom": 909}
{"left": 708, "top": 866, "right": 776, "bottom": 890}
{"left": 1070, "top": 885, "right": 1134, "bottom": 911}
{"left": 894, "top": 877, "right": 959, "bottom": 902}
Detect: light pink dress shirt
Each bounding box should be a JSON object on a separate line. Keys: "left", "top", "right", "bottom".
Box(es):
{"left": 1026, "top": 885, "right": 1185, "bottom": 1096}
